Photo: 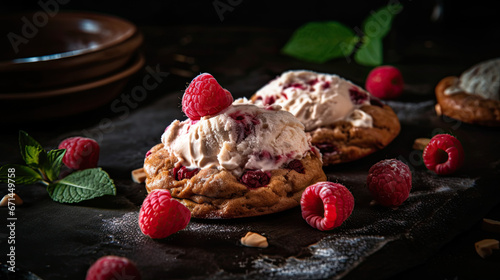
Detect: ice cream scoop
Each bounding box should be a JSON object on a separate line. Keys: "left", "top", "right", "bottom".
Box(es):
{"left": 253, "top": 70, "right": 374, "bottom": 131}
{"left": 444, "top": 58, "right": 500, "bottom": 101}
{"left": 161, "top": 103, "right": 312, "bottom": 176}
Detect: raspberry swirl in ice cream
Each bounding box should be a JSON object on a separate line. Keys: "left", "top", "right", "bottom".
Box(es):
{"left": 161, "top": 102, "right": 313, "bottom": 177}
{"left": 444, "top": 58, "right": 500, "bottom": 101}
{"left": 253, "top": 70, "right": 374, "bottom": 131}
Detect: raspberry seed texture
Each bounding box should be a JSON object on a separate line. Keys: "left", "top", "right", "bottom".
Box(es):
{"left": 182, "top": 73, "right": 233, "bottom": 120}
{"left": 86, "top": 255, "right": 141, "bottom": 280}
{"left": 300, "top": 182, "right": 354, "bottom": 231}
{"left": 423, "top": 134, "right": 464, "bottom": 175}
{"left": 367, "top": 159, "right": 412, "bottom": 207}
{"left": 58, "top": 137, "right": 100, "bottom": 170}
{"left": 139, "top": 189, "right": 191, "bottom": 239}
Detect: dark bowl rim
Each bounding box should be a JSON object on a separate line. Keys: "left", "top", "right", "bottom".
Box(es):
{"left": 0, "top": 11, "right": 137, "bottom": 66}
{"left": 0, "top": 52, "right": 145, "bottom": 99}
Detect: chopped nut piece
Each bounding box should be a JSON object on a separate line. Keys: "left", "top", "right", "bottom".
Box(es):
{"left": 0, "top": 193, "right": 23, "bottom": 206}
{"left": 240, "top": 232, "right": 268, "bottom": 248}
{"left": 435, "top": 103, "right": 442, "bottom": 116}
{"left": 132, "top": 168, "right": 147, "bottom": 183}
{"left": 482, "top": 218, "right": 500, "bottom": 233}
{"left": 413, "top": 138, "right": 431, "bottom": 150}
{"left": 475, "top": 239, "right": 499, "bottom": 259}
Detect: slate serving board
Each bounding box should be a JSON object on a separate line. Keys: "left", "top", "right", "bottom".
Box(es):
{"left": 1, "top": 88, "right": 499, "bottom": 279}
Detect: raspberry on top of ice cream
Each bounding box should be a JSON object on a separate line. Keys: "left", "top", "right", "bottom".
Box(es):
{"left": 162, "top": 102, "right": 313, "bottom": 177}
{"left": 253, "top": 70, "right": 375, "bottom": 131}
{"left": 161, "top": 73, "right": 316, "bottom": 177}
{"left": 444, "top": 58, "right": 500, "bottom": 101}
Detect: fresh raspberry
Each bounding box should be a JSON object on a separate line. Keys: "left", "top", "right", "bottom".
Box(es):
{"left": 239, "top": 170, "right": 271, "bottom": 188}
{"left": 300, "top": 182, "right": 354, "bottom": 231}
{"left": 86, "top": 255, "right": 141, "bottom": 280}
{"left": 367, "top": 159, "right": 412, "bottom": 207}
{"left": 138, "top": 189, "right": 191, "bottom": 239}
{"left": 365, "top": 65, "right": 405, "bottom": 100}
{"left": 173, "top": 166, "right": 200, "bottom": 180}
{"left": 423, "top": 134, "right": 464, "bottom": 175}
{"left": 58, "top": 137, "right": 100, "bottom": 170}
{"left": 181, "top": 73, "right": 233, "bottom": 120}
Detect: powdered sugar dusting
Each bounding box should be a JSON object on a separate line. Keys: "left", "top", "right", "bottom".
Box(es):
{"left": 101, "top": 212, "right": 146, "bottom": 246}
{"left": 253, "top": 235, "right": 392, "bottom": 280}
{"left": 418, "top": 173, "right": 476, "bottom": 190}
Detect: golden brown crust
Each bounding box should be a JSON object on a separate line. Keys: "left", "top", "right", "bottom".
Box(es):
{"left": 143, "top": 144, "right": 327, "bottom": 219}
{"left": 435, "top": 76, "right": 500, "bottom": 127}
{"left": 308, "top": 104, "right": 401, "bottom": 165}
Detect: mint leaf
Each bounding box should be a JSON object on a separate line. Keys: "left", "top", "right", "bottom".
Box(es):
{"left": 282, "top": 21, "right": 357, "bottom": 63}
{"left": 24, "top": 145, "right": 45, "bottom": 168}
{"left": 19, "top": 130, "right": 44, "bottom": 165}
{"left": 355, "top": 36, "right": 382, "bottom": 66}
{"left": 42, "top": 149, "right": 65, "bottom": 182}
{"left": 47, "top": 168, "right": 116, "bottom": 203}
{"left": 0, "top": 164, "right": 43, "bottom": 184}
{"left": 362, "top": 3, "right": 403, "bottom": 39}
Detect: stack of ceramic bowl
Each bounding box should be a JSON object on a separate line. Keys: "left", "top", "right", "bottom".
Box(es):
{"left": 0, "top": 12, "right": 144, "bottom": 122}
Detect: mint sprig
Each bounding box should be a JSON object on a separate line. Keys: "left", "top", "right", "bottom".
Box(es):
{"left": 47, "top": 168, "right": 116, "bottom": 203}
{"left": 282, "top": 21, "right": 358, "bottom": 63}
{"left": 282, "top": 3, "right": 403, "bottom": 66}
{"left": 0, "top": 131, "right": 116, "bottom": 204}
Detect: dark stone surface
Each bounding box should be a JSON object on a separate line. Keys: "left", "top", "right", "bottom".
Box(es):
{"left": 1, "top": 87, "right": 499, "bottom": 280}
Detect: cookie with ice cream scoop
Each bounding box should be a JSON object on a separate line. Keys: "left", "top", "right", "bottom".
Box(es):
{"left": 143, "top": 73, "right": 326, "bottom": 218}
{"left": 435, "top": 58, "right": 500, "bottom": 127}
{"left": 251, "top": 70, "right": 401, "bottom": 165}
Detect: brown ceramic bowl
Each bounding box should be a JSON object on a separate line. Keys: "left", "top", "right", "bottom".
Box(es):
{"left": 0, "top": 12, "right": 141, "bottom": 92}
{"left": 0, "top": 52, "right": 145, "bottom": 122}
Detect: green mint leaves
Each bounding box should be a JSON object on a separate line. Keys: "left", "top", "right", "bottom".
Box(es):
{"left": 0, "top": 164, "right": 43, "bottom": 185}
{"left": 47, "top": 168, "right": 116, "bottom": 203}
{"left": 0, "top": 131, "right": 116, "bottom": 204}
{"left": 282, "top": 22, "right": 358, "bottom": 63}
{"left": 282, "top": 3, "right": 403, "bottom": 66}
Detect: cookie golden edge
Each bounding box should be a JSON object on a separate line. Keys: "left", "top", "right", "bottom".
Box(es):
{"left": 143, "top": 143, "right": 327, "bottom": 219}
{"left": 250, "top": 93, "right": 401, "bottom": 166}
{"left": 435, "top": 76, "right": 500, "bottom": 127}
{"left": 308, "top": 104, "right": 401, "bottom": 165}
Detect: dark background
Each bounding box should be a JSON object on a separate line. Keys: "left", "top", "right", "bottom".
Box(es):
{"left": 3, "top": 0, "right": 500, "bottom": 102}
{"left": 2, "top": 0, "right": 499, "bottom": 46}
{"left": 1, "top": 1, "right": 500, "bottom": 280}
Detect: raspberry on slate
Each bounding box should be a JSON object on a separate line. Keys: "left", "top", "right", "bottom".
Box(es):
{"left": 367, "top": 159, "right": 412, "bottom": 208}
{"left": 423, "top": 134, "right": 464, "bottom": 175}
{"left": 86, "top": 255, "right": 141, "bottom": 280}
{"left": 58, "top": 137, "right": 100, "bottom": 170}
{"left": 365, "top": 65, "right": 405, "bottom": 100}
{"left": 138, "top": 189, "right": 191, "bottom": 239}
{"left": 300, "top": 182, "right": 354, "bottom": 231}
{"left": 181, "top": 73, "right": 233, "bottom": 120}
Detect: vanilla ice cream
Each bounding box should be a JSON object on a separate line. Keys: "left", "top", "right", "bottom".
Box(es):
{"left": 444, "top": 58, "right": 500, "bottom": 101}
{"left": 253, "top": 70, "right": 374, "bottom": 131}
{"left": 161, "top": 103, "right": 312, "bottom": 176}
